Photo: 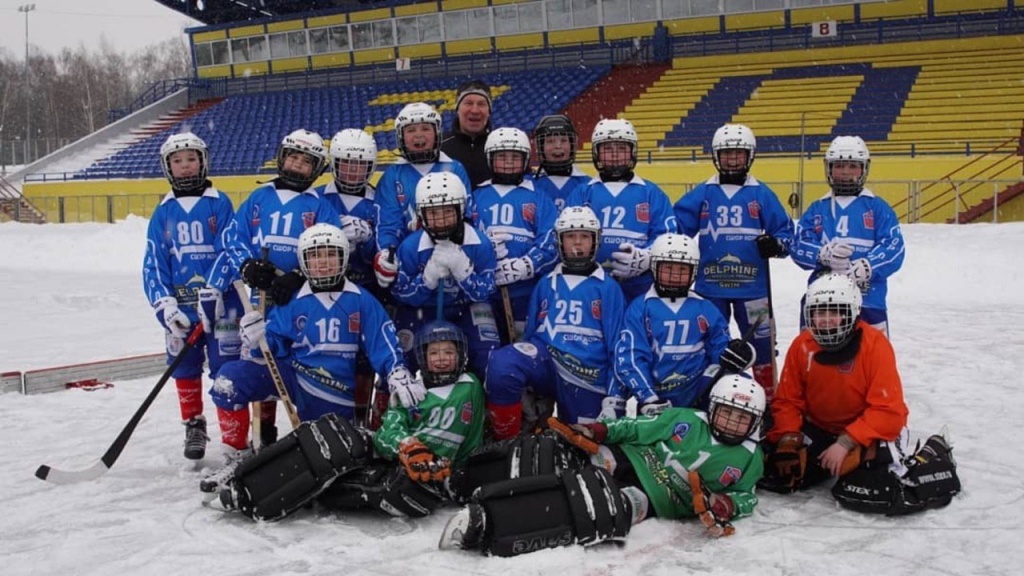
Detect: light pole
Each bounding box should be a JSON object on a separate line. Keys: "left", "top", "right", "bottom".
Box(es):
{"left": 18, "top": 4, "right": 36, "bottom": 165}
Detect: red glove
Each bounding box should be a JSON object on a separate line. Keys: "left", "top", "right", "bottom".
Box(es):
{"left": 547, "top": 417, "right": 607, "bottom": 455}
{"left": 688, "top": 471, "right": 736, "bottom": 538}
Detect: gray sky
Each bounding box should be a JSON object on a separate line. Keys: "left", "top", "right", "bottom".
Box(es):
{"left": 0, "top": 1, "right": 202, "bottom": 58}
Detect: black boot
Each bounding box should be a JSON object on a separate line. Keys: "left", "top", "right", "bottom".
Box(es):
{"left": 184, "top": 416, "right": 209, "bottom": 460}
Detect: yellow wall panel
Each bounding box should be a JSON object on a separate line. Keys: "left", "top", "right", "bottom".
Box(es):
{"left": 790, "top": 5, "right": 856, "bottom": 25}
{"left": 445, "top": 38, "right": 492, "bottom": 55}
{"left": 307, "top": 14, "right": 347, "bottom": 27}
{"left": 192, "top": 30, "right": 227, "bottom": 42}
{"left": 860, "top": 0, "right": 928, "bottom": 19}
{"left": 548, "top": 28, "right": 600, "bottom": 46}
{"left": 664, "top": 17, "right": 719, "bottom": 35}
{"left": 349, "top": 8, "right": 391, "bottom": 22}
{"left": 935, "top": 0, "right": 1005, "bottom": 14}
{"left": 604, "top": 23, "right": 656, "bottom": 41}
{"left": 229, "top": 25, "right": 265, "bottom": 38}
{"left": 726, "top": 11, "right": 785, "bottom": 31}
{"left": 495, "top": 33, "right": 543, "bottom": 51}
{"left": 271, "top": 57, "right": 309, "bottom": 73}
{"left": 232, "top": 61, "right": 269, "bottom": 77}
{"left": 395, "top": 3, "right": 438, "bottom": 16}
{"left": 312, "top": 53, "right": 351, "bottom": 69}
{"left": 442, "top": 0, "right": 488, "bottom": 10}
{"left": 398, "top": 43, "right": 443, "bottom": 59}
{"left": 492, "top": 0, "right": 527, "bottom": 5}
{"left": 197, "top": 65, "right": 232, "bottom": 78}
{"left": 267, "top": 20, "right": 305, "bottom": 33}
{"left": 353, "top": 47, "right": 396, "bottom": 64}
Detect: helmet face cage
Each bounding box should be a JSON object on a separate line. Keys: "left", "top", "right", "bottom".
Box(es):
{"left": 160, "top": 133, "right": 209, "bottom": 192}
{"left": 650, "top": 234, "right": 700, "bottom": 299}
{"left": 555, "top": 206, "right": 601, "bottom": 274}
{"left": 591, "top": 119, "right": 638, "bottom": 181}
{"left": 825, "top": 136, "right": 870, "bottom": 196}
{"left": 330, "top": 129, "right": 378, "bottom": 195}
{"left": 298, "top": 224, "right": 350, "bottom": 290}
{"left": 416, "top": 173, "right": 467, "bottom": 242}
{"left": 395, "top": 103, "right": 442, "bottom": 164}
{"left": 534, "top": 115, "right": 578, "bottom": 173}
{"left": 803, "top": 273, "right": 862, "bottom": 350}
{"left": 414, "top": 321, "right": 469, "bottom": 388}
{"left": 708, "top": 375, "right": 765, "bottom": 445}
{"left": 277, "top": 130, "right": 328, "bottom": 191}
{"left": 711, "top": 124, "right": 756, "bottom": 180}
{"left": 485, "top": 128, "right": 531, "bottom": 185}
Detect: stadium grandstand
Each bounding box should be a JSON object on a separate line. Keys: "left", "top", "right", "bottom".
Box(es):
{"left": 2, "top": 0, "right": 1023, "bottom": 226}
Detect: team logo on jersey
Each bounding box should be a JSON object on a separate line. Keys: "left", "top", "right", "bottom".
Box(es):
{"left": 302, "top": 212, "right": 316, "bottom": 229}
{"left": 812, "top": 214, "right": 823, "bottom": 234}
{"left": 697, "top": 315, "right": 709, "bottom": 334}
{"left": 747, "top": 201, "right": 761, "bottom": 219}
{"left": 250, "top": 204, "right": 261, "bottom": 228}
{"left": 636, "top": 202, "right": 650, "bottom": 224}
{"left": 461, "top": 401, "right": 474, "bottom": 424}
{"left": 207, "top": 215, "right": 218, "bottom": 235}
{"left": 522, "top": 203, "right": 536, "bottom": 224}
{"left": 348, "top": 312, "right": 360, "bottom": 334}
{"left": 863, "top": 210, "right": 875, "bottom": 230}
{"left": 591, "top": 299, "right": 602, "bottom": 319}
{"left": 295, "top": 314, "right": 308, "bottom": 333}
{"left": 538, "top": 298, "right": 549, "bottom": 321}
{"left": 700, "top": 200, "right": 710, "bottom": 221}
{"left": 396, "top": 182, "right": 405, "bottom": 205}
{"left": 838, "top": 360, "right": 855, "bottom": 374}
{"left": 719, "top": 466, "right": 742, "bottom": 487}
{"left": 671, "top": 422, "right": 691, "bottom": 442}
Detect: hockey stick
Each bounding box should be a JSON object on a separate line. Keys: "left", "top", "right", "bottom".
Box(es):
{"left": 764, "top": 258, "right": 780, "bottom": 392}
{"left": 35, "top": 324, "right": 204, "bottom": 484}
{"left": 499, "top": 286, "right": 516, "bottom": 344}
{"left": 250, "top": 246, "right": 271, "bottom": 452}
{"left": 234, "top": 279, "right": 301, "bottom": 429}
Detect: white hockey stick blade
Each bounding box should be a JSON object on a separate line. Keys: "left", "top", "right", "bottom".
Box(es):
{"left": 35, "top": 460, "right": 110, "bottom": 485}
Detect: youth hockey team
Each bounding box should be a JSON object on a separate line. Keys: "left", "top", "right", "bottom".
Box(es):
{"left": 143, "top": 79, "right": 960, "bottom": 556}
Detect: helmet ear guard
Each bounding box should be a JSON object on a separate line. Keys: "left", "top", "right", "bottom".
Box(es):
{"left": 298, "top": 223, "right": 350, "bottom": 291}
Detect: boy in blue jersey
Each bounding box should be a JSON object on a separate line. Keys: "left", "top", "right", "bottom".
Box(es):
{"left": 202, "top": 224, "right": 415, "bottom": 493}
{"left": 673, "top": 124, "right": 794, "bottom": 398}
{"left": 485, "top": 206, "right": 625, "bottom": 439}
{"left": 143, "top": 132, "right": 242, "bottom": 461}
{"left": 391, "top": 172, "right": 499, "bottom": 380}
{"left": 527, "top": 114, "right": 590, "bottom": 211}
{"left": 609, "top": 233, "right": 756, "bottom": 416}
{"left": 566, "top": 118, "right": 677, "bottom": 302}
{"left": 473, "top": 127, "right": 559, "bottom": 343}
{"left": 790, "top": 136, "right": 905, "bottom": 335}
{"left": 372, "top": 102, "right": 473, "bottom": 290}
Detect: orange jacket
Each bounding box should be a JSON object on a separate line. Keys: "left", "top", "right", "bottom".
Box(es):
{"left": 767, "top": 321, "right": 908, "bottom": 447}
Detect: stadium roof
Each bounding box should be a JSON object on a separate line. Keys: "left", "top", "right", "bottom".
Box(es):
{"left": 154, "top": 1, "right": 416, "bottom": 27}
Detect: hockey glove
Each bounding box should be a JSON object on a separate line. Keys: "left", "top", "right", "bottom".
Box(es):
{"left": 609, "top": 243, "right": 651, "bottom": 279}
{"left": 720, "top": 339, "right": 756, "bottom": 373}
{"left": 241, "top": 258, "right": 278, "bottom": 290}
{"left": 387, "top": 366, "right": 426, "bottom": 409}
{"left": 422, "top": 252, "right": 449, "bottom": 290}
{"left": 239, "top": 311, "right": 266, "bottom": 350}
{"left": 755, "top": 234, "right": 787, "bottom": 259}
{"left": 155, "top": 296, "right": 191, "bottom": 338}
{"left": 486, "top": 230, "right": 513, "bottom": 259}
{"left": 848, "top": 258, "right": 872, "bottom": 292}
{"left": 268, "top": 270, "right": 305, "bottom": 306}
{"left": 339, "top": 215, "right": 373, "bottom": 246}
{"left": 398, "top": 437, "right": 451, "bottom": 483}
{"left": 373, "top": 249, "right": 399, "bottom": 288}
{"left": 598, "top": 396, "right": 626, "bottom": 421}
{"left": 434, "top": 241, "right": 474, "bottom": 282}
{"left": 639, "top": 398, "right": 672, "bottom": 417}
{"left": 547, "top": 417, "right": 606, "bottom": 455}
{"left": 197, "top": 288, "right": 224, "bottom": 334}
{"left": 688, "top": 470, "right": 736, "bottom": 538}
{"left": 494, "top": 256, "right": 534, "bottom": 287}
{"left": 762, "top": 433, "right": 806, "bottom": 493}
{"left": 818, "top": 239, "right": 854, "bottom": 272}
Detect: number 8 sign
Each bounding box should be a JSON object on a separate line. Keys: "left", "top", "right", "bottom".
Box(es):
{"left": 812, "top": 20, "right": 838, "bottom": 38}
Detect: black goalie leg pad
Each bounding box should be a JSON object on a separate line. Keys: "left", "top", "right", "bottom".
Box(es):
{"left": 471, "top": 466, "right": 631, "bottom": 557}
{"left": 448, "top": 433, "right": 584, "bottom": 503}
{"left": 318, "top": 464, "right": 444, "bottom": 518}
{"left": 224, "top": 413, "right": 368, "bottom": 521}
{"left": 378, "top": 467, "right": 446, "bottom": 518}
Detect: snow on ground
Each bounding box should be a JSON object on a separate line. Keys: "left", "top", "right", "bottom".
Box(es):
{"left": 2, "top": 219, "right": 1024, "bottom": 576}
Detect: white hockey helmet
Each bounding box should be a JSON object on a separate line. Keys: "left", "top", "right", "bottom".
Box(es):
{"left": 160, "top": 132, "right": 209, "bottom": 192}
{"left": 395, "top": 102, "right": 442, "bottom": 164}
{"left": 591, "top": 118, "right": 638, "bottom": 181}
{"left": 649, "top": 233, "right": 700, "bottom": 299}
{"left": 708, "top": 373, "right": 766, "bottom": 445}
{"left": 711, "top": 123, "right": 756, "bottom": 180}
{"left": 415, "top": 172, "right": 467, "bottom": 241}
{"left": 277, "top": 129, "right": 328, "bottom": 191}
{"left": 298, "top": 223, "right": 350, "bottom": 291}
{"left": 484, "top": 127, "right": 531, "bottom": 185}
{"left": 554, "top": 205, "right": 601, "bottom": 274}
{"left": 803, "top": 273, "right": 863, "bottom": 350}
{"left": 825, "top": 135, "right": 870, "bottom": 196}
{"left": 329, "top": 129, "right": 378, "bottom": 195}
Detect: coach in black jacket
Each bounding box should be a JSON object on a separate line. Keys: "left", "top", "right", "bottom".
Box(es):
{"left": 442, "top": 79, "right": 492, "bottom": 188}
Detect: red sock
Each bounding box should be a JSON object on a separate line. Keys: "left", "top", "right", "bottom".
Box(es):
{"left": 175, "top": 377, "right": 203, "bottom": 421}
{"left": 260, "top": 400, "right": 277, "bottom": 425}
{"left": 487, "top": 401, "right": 523, "bottom": 440}
{"left": 216, "top": 406, "right": 250, "bottom": 450}
{"left": 752, "top": 364, "right": 775, "bottom": 403}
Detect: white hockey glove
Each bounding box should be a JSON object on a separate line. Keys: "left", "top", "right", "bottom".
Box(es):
{"left": 196, "top": 287, "right": 224, "bottom": 334}
{"left": 818, "top": 239, "right": 854, "bottom": 272}
{"left": 848, "top": 258, "right": 872, "bottom": 292}
{"left": 154, "top": 296, "right": 191, "bottom": 338}
{"left": 494, "top": 256, "right": 534, "bottom": 287}
{"left": 374, "top": 248, "right": 399, "bottom": 288}
{"left": 422, "top": 251, "right": 449, "bottom": 290}
{"left": 238, "top": 310, "right": 266, "bottom": 350}
{"left": 610, "top": 243, "right": 651, "bottom": 279}
{"left": 340, "top": 215, "right": 373, "bottom": 246}
{"left": 434, "top": 241, "right": 474, "bottom": 282}
{"left": 387, "top": 366, "right": 426, "bottom": 409}
{"left": 639, "top": 397, "right": 672, "bottom": 417}
{"left": 486, "top": 230, "right": 513, "bottom": 259}
{"left": 598, "top": 396, "right": 626, "bottom": 421}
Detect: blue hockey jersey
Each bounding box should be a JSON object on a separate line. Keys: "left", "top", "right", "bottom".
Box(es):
{"left": 374, "top": 154, "right": 472, "bottom": 252}
{"left": 392, "top": 223, "right": 497, "bottom": 310}
{"left": 317, "top": 181, "right": 378, "bottom": 288}
{"left": 527, "top": 167, "right": 591, "bottom": 212}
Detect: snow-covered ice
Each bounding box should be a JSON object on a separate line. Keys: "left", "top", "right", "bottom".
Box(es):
{"left": 2, "top": 218, "right": 1023, "bottom": 575}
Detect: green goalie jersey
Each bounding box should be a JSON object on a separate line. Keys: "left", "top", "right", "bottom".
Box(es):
{"left": 604, "top": 407, "right": 764, "bottom": 520}
{"left": 373, "top": 372, "right": 486, "bottom": 463}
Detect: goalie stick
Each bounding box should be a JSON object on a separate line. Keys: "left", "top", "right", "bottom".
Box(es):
{"left": 35, "top": 324, "right": 204, "bottom": 485}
